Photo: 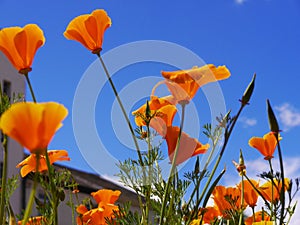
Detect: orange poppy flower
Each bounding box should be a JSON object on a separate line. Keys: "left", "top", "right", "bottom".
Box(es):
{"left": 132, "top": 95, "right": 177, "bottom": 136}
{"left": 237, "top": 179, "right": 259, "bottom": 208}
{"left": 0, "top": 102, "right": 68, "bottom": 154}
{"left": 249, "top": 132, "right": 281, "bottom": 160}
{"left": 76, "top": 190, "right": 121, "bottom": 225}
{"left": 244, "top": 211, "right": 271, "bottom": 225}
{"left": 161, "top": 64, "right": 230, "bottom": 104}
{"left": 165, "top": 126, "right": 209, "bottom": 165}
{"left": 91, "top": 189, "right": 121, "bottom": 205}
{"left": 259, "top": 178, "right": 290, "bottom": 203}
{"left": 212, "top": 185, "right": 242, "bottom": 218}
{"left": 81, "top": 204, "right": 119, "bottom": 225}
{"left": 16, "top": 150, "right": 70, "bottom": 177}
{"left": 201, "top": 206, "right": 220, "bottom": 224}
{"left": 18, "top": 216, "right": 47, "bottom": 225}
{"left": 64, "top": 9, "right": 111, "bottom": 54}
{"left": 0, "top": 24, "right": 45, "bottom": 74}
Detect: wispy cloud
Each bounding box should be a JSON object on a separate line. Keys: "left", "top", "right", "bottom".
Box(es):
{"left": 235, "top": 0, "right": 247, "bottom": 4}
{"left": 275, "top": 103, "right": 300, "bottom": 131}
{"left": 239, "top": 116, "right": 257, "bottom": 127}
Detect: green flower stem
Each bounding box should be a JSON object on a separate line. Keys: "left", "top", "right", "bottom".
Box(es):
{"left": 238, "top": 175, "right": 245, "bottom": 225}
{"left": 268, "top": 159, "right": 275, "bottom": 220}
{"left": 24, "top": 73, "right": 37, "bottom": 103}
{"left": 159, "top": 103, "right": 186, "bottom": 225}
{"left": 251, "top": 207, "right": 256, "bottom": 223}
{"left": 186, "top": 133, "right": 221, "bottom": 210}
{"left": 97, "top": 54, "right": 149, "bottom": 224}
{"left": 144, "top": 124, "right": 152, "bottom": 225}
{"left": 188, "top": 104, "right": 245, "bottom": 222}
{"left": 96, "top": 54, "right": 143, "bottom": 166}
{"left": 69, "top": 191, "right": 76, "bottom": 225}
{"left": 0, "top": 135, "right": 8, "bottom": 224}
{"left": 45, "top": 150, "right": 58, "bottom": 225}
{"left": 22, "top": 154, "right": 40, "bottom": 225}
{"left": 276, "top": 138, "right": 285, "bottom": 225}
{"left": 97, "top": 53, "right": 144, "bottom": 163}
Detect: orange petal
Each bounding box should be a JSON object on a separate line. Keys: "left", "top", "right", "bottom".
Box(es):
{"left": 48, "top": 150, "right": 70, "bottom": 164}
{"left": 150, "top": 104, "right": 177, "bottom": 136}
{"left": 249, "top": 132, "right": 279, "bottom": 160}
{"left": 76, "top": 204, "right": 88, "bottom": 215}
{"left": 165, "top": 126, "right": 209, "bottom": 165}
{"left": 91, "top": 189, "right": 121, "bottom": 204}
{"left": 161, "top": 64, "right": 230, "bottom": 103}
{"left": 0, "top": 102, "right": 68, "bottom": 153}
{"left": 0, "top": 27, "right": 26, "bottom": 70}
{"left": 64, "top": 9, "right": 111, "bottom": 53}
{"left": 0, "top": 24, "right": 44, "bottom": 72}
{"left": 132, "top": 95, "right": 177, "bottom": 128}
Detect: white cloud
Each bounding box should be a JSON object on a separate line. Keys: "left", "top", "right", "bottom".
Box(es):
{"left": 245, "top": 157, "right": 300, "bottom": 179}
{"left": 235, "top": 0, "right": 247, "bottom": 4}
{"left": 239, "top": 116, "right": 257, "bottom": 127}
{"left": 275, "top": 103, "right": 300, "bottom": 131}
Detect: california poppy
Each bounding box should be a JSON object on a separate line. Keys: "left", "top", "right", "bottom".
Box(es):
{"left": 18, "top": 216, "right": 47, "bottom": 225}
{"left": 201, "top": 206, "right": 220, "bottom": 224}
{"left": 81, "top": 204, "right": 119, "bottom": 225}
{"left": 237, "top": 179, "right": 259, "bottom": 208}
{"left": 249, "top": 132, "right": 281, "bottom": 160}
{"left": 0, "top": 24, "right": 45, "bottom": 74}
{"left": 259, "top": 178, "right": 290, "bottom": 203}
{"left": 161, "top": 64, "right": 230, "bottom": 104}
{"left": 91, "top": 189, "right": 121, "bottom": 205}
{"left": 16, "top": 150, "right": 70, "bottom": 177}
{"left": 212, "top": 185, "right": 242, "bottom": 218}
{"left": 165, "top": 126, "right": 209, "bottom": 165}
{"left": 0, "top": 102, "right": 68, "bottom": 154}
{"left": 244, "top": 211, "right": 271, "bottom": 225}
{"left": 132, "top": 96, "right": 177, "bottom": 136}
{"left": 76, "top": 189, "right": 121, "bottom": 225}
{"left": 64, "top": 9, "right": 111, "bottom": 54}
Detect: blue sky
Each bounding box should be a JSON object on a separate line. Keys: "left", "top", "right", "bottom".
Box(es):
{"left": 1, "top": 0, "right": 300, "bottom": 221}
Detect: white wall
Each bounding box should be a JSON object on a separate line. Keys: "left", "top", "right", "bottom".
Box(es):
{"left": 0, "top": 52, "right": 26, "bottom": 215}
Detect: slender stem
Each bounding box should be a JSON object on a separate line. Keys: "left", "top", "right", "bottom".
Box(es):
{"left": 22, "top": 154, "right": 40, "bottom": 225}
{"left": 45, "top": 151, "right": 58, "bottom": 225}
{"left": 0, "top": 135, "right": 8, "bottom": 224}
{"left": 97, "top": 54, "right": 143, "bottom": 165}
{"left": 186, "top": 131, "right": 221, "bottom": 210}
{"left": 276, "top": 138, "right": 285, "bottom": 225}
{"left": 268, "top": 159, "right": 275, "bottom": 220}
{"left": 69, "top": 191, "right": 75, "bottom": 225}
{"left": 159, "top": 104, "right": 186, "bottom": 225}
{"left": 144, "top": 124, "right": 152, "bottom": 225}
{"left": 238, "top": 175, "right": 244, "bottom": 225}
{"left": 24, "top": 73, "right": 37, "bottom": 103}
{"left": 188, "top": 104, "right": 245, "bottom": 223}
{"left": 251, "top": 207, "right": 256, "bottom": 222}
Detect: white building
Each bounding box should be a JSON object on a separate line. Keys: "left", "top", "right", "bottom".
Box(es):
{"left": 0, "top": 51, "right": 26, "bottom": 215}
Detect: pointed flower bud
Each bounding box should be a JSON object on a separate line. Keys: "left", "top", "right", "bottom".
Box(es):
{"left": 240, "top": 73, "right": 256, "bottom": 106}
{"left": 267, "top": 99, "right": 280, "bottom": 135}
